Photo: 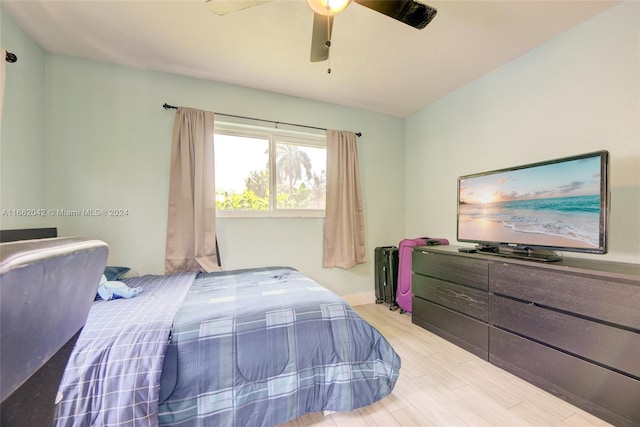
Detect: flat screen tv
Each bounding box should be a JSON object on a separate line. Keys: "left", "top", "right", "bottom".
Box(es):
{"left": 457, "top": 150, "right": 609, "bottom": 261}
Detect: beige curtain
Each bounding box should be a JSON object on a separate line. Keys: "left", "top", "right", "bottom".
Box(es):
{"left": 323, "top": 130, "right": 366, "bottom": 268}
{"left": 165, "top": 107, "right": 221, "bottom": 274}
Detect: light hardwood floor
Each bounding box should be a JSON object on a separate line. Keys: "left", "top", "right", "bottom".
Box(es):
{"left": 278, "top": 303, "right": 613, "bottom": 427}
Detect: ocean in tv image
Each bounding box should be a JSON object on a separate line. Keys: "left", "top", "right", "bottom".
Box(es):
{"left": 458, "top": 156, "right": 602, "bottom": 249}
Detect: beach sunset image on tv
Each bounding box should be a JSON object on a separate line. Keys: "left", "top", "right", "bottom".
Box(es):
{"left": 458, "top": 154, "right": 604, "bottom": 250}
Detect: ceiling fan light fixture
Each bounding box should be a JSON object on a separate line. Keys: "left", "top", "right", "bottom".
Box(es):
{"left": 306, "top": 0, "right": 352, "bottom": 16}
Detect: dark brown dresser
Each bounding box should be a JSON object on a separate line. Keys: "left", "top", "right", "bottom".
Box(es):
{"left": 412, "top": 245, "right": 640, "bottom": 427}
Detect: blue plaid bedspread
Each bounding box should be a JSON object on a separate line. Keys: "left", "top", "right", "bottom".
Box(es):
{"left": 158, "top": 267, "right": 401, "bottom": 427}
{"left": 54, "top": 267, "right": 400, "bottom": 427}
{"left": 55, "top": 272, "right": 197, "bottom": 427}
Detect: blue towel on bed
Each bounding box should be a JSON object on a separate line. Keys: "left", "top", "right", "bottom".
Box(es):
{"left": 96, "top": 274, "right": 142, "bottom": 301}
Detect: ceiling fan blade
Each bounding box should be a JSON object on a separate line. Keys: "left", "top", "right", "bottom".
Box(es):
{"left": 310, "top": 12, "right": 334, "bottom": 63}
{"left": 205, "top": 0, "right": 272, "bottom": 16}
{"left": 355, "top": 0, "right": 437, "bottom": 29}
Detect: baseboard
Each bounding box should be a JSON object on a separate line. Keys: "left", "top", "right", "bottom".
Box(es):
{"left": 342, "top": 291, "right": 375, "bottom": 307}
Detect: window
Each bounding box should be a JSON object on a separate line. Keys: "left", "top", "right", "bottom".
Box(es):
{"left": 214, "top": 122, "right": 326, "bottom": 217}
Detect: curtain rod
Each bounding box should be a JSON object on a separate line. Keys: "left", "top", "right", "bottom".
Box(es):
{"left": 162, "top": 103, "right": 361, "bottom": 137}
{"left": 5, "top": 51, "right": 17, "bottom": 63}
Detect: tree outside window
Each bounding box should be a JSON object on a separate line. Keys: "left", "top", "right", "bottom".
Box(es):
{"left": 214, "top": 125, "right": 326, "bottom": 217}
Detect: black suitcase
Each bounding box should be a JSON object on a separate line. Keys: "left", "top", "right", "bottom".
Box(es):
{"left": 374, "top": 246, "right": 399, "bottom": 310}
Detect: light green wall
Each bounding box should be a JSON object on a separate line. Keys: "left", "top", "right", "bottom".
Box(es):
{"left": 0, "top": 8, "right": 47, "bottom": 230}
{"left": 406, "top": 1, "right": 640, "bottom": 263}
{"left": 1, "top": 2, "right": 406, "bottom": 296}
{"left": 3, "top": 1, "right": 638, "bottom": 300}
{"left": 40, "top": 54, "right": 406, "bottom": 296}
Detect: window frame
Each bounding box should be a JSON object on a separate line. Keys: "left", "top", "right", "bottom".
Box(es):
{"left": 214, "top": 121, "right": 327, "bottom": 218}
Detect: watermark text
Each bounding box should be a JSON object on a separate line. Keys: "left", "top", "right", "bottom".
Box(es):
{"left": 1, "top": 208, "right": 129, "bottom": 217}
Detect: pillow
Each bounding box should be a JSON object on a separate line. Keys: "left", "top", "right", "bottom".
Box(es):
{"left": 103, "top": 266, "right": 131, "bottom": 281}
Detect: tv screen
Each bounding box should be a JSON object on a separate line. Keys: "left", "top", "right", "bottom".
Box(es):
{"left": 457, "top": 150, "right": 609, "bottom": 259}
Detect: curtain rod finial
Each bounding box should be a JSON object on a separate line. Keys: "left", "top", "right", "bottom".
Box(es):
{"left": 5, "top": 51, "right": 17, "bottom": 63}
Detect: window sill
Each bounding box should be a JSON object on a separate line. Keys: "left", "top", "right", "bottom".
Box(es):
{"left": 216, "top": 210, "right": 325, "bottom": 219}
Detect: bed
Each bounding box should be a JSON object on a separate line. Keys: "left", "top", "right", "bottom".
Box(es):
{"left": 54, "top": 266, "right": 401, "bottom": 427}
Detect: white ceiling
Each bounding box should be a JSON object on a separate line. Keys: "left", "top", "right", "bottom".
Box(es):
{"left": 2, "top": 0, "right": 621, "bottom": 117}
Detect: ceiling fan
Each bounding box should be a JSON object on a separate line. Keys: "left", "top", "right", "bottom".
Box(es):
{"left": 205, "top": 0, "right": 437, "bottom": 64}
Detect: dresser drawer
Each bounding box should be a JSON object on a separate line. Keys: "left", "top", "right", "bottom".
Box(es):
{"left": 413, "top": 250, "right": 488, "bottom": 291}
{"left": 489, "top": 262, "right": 640, "bottom": 330}
{"left": 413, "top": 273, "right": 488, "bottom": 322}
{"left": 413, "top": 297, "right": 488, "bottom": 360}
{"left": 491, "top": 327, "right": 640, "bottom": 427}
{"left": 490, "top": 295, "right": 640, "bottom": 377}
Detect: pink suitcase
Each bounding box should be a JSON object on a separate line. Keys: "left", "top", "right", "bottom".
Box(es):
{"left": 396, "top": 237, "right": 449, "bottom": 313}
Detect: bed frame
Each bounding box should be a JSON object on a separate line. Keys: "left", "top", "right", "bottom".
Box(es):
{"left": 0, "top": 229, "right": 108, "bottom": 426}
{"left": 0, "top": 227, "right": 58, "bottom": 243}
